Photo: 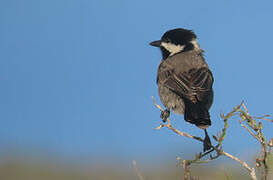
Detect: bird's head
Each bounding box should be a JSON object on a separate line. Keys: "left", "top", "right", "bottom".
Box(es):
{"left": 150, "top": 28, "right": 201, "bottom": 59}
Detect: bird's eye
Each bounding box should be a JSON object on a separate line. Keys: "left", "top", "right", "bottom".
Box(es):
{"left": 166, "top": 38, "right": 171, "bottom": 43}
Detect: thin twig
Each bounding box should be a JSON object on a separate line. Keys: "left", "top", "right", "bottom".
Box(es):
{"left": 239, "top": 122, "right": 258, "bottom": 140}
{"left": 221, "top": 151, "right": 257, "bottom": 180}
{"left": 257, "top": 131, "right": 268, "bottom": 180}
{"left": 241, "top": 103, "right": 268, "bottom": 180}
{"left": 133, "top": 160, "right": 145, "bottom": 180}
{"left": 221, "top": 166, "right": 231, "bottom": 180}
{"left": 152, "top": 98, "right": 258, "bottom": 180}
{"left": 252, "top": 115, "right": 273, "bottom": 123}
{"left": 242, "top": 103, "right": 250, "bottom": 116}
{"left": 182, "top": 160, "right": 191, "bottom": 180}
{"left": 152, "top": 96, "right": 203, "bottom": 143}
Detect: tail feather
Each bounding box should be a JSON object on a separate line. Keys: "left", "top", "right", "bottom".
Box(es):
{"left": 184, "top": 102, "right": 211, "bottom": 128}
{"left": 184, "top": 102, "right": 212, "bottom": 152}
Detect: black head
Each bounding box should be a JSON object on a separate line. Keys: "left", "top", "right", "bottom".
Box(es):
{"left": 150, "top": 28, "right": 200, "bottom": 59}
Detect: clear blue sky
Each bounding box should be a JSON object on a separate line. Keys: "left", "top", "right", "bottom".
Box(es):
{"left": 0, "top": 0, "right": 273, "bottom": 162}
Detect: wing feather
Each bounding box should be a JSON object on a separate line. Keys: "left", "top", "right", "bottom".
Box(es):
{"left": 158, "top": 67, "right": 213, "bottom": 103}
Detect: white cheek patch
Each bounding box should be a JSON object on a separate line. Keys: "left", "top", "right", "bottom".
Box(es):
{"left": 190, "top": 39, "right": 200, "bottom": 50}
{"left": 161, "top": 42, "right": 185, "bottom": 56}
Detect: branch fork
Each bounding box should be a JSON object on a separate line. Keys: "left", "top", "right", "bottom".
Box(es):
{"left": 152, "top": 97, "right": 261, "bottom": 180}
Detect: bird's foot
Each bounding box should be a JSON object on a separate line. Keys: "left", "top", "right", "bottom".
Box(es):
{"left": 160, "top": 109, "right": 170, "bottom": 123}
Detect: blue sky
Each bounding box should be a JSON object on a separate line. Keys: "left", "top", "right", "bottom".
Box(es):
{"left": 0, "top": 0, "right": 273, "bottom": 163}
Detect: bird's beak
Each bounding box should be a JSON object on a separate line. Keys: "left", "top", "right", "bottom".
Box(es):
{"left": 149, "top": 40, "right": 161, "bottom": 47}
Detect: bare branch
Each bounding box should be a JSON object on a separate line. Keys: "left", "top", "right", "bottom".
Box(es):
{"left": 221, "top": 151, "right": 257, "bottom": 180}
{"left": 152, "top": 96, "right": 203, "bottom": 143}
{"left": 240, "top": 103, "right": 269, "bottom": 180}
{"left": 221, "top": 166, "right": 231, "bottom": 180}
{"left": 133, "top": 160, "right": 145, "bottom": 180}
{"left": 152, "top": 99, "right": 266, "bottom": 180}
{"left": 252, "top": 115, "right": 273, "bottom": 123}
{"left": 239, "top": 122, "right": 258, "bottom": 140}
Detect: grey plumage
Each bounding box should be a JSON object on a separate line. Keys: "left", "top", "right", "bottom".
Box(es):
{"left": 150, "top": 28, "right": 214, "bottom": 151}
{"left": 157, "top": 50, "right": 213, "bottom": 129}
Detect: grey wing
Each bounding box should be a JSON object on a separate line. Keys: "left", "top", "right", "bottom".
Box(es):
{"left": 158, "top": 67, "right": 214, "bottom": 104}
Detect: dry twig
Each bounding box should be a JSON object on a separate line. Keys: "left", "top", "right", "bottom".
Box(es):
{"left": 240, "top": 104, "right": 269, "bottom": 180}
{"left": 133, "top": 160, "right": 145, "bottom": 180}
{"left": 152, "top": 97, "right": 258, "bottom": 180}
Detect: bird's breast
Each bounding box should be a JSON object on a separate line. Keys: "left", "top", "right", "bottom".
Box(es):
{"left": 158, "top": 85, "right": 185, "bottom": 114}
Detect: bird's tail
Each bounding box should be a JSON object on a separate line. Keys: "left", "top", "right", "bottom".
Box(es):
{"left": 184, "top": 102, "right": 211, "bottom": 129}
{"left": 184, "top": 102, "right": 212, "bottom": 151}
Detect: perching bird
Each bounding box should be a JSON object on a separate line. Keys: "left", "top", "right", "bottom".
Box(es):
{"left": 150, "top": 28, "right": 214, "bottom": 151}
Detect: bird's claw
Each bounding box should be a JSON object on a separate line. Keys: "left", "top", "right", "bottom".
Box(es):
{"left": 160, "top": 109, "right": 170, "bottom": 123}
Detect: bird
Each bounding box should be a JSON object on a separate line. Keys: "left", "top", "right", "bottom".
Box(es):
{"left": 149, "top": 28, "right": 214, "bottom": 151}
